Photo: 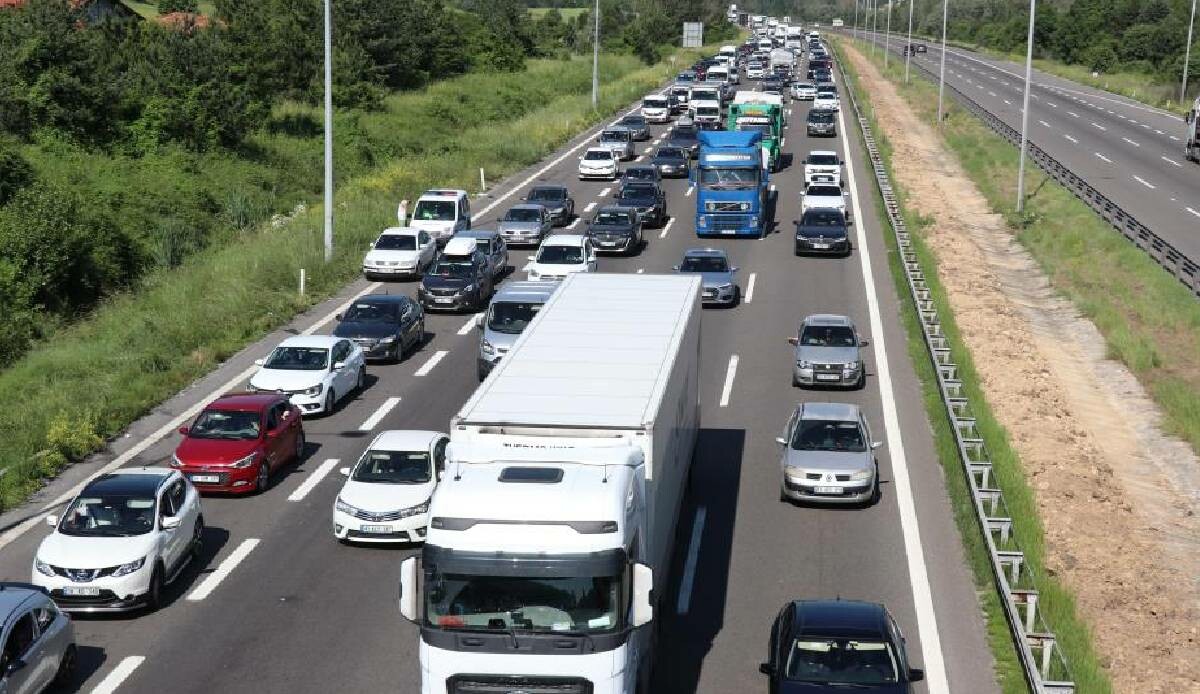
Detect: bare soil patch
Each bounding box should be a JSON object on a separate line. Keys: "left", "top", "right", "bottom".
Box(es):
{"left": 843, "top": 43, "right": 1200, "bottom": 693}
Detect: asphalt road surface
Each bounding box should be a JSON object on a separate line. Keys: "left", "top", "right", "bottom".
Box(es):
{"left": 0, "top": 69, "right": 1000, "bottom": 694}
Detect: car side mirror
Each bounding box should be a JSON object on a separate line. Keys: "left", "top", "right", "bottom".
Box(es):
{"left": 339, "top": 467, "right": 351, "bottom": 477}
{"left": 731, "top": 266, "right": 739, "bottom": 273}
{"left": 254, "top": 358, "right": 265, "bottom": 366}
{"left": 45, "top": 514, "right": 58, "bottom": 527}
{"left": 6, "top": 658, "right": 27, "bottom": 675}
{"left": 672, "top": 264, "right": 680, "bottom": 271}
{"left": 908, "top": 668, "right": 925, "bottom": 682}
{"left": 859, "top": 337, "right": 870, "bottom": 346}
{"left": 872, "top": 441, "right": 884, "bottom": 450}
{"left": 787, "top": 337, "right": 799, "bottom": 346}
{"left": 758, "top": 662, "right": 774, "bottom": 676}
{"left": 336, "top": 313, "right": 344, "bottom": 321}
{"left": 332, "top": 361, "right": 346, "bottom": 371}
{"left": 178, "top": 426, "right": 190, "bottom": 436}
{"left": 588, "top": 254, "right": 597, "bottom": 263}
{"left": 161, "top": 515, "right": 183, "bottom": 530}
{"left": 775, "top": 437, "right": 787, "bottom": 446}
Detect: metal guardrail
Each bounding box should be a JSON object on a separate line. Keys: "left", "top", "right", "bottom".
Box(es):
{"left": 849, "top": 31, "right": 1200, "bottom": 298}
{"left": 835, "top": 51, "right": 1077, "bottom": 694}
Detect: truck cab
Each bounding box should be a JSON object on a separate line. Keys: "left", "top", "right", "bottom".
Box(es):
{"left": 1186, "top": 96, "right": 1200, "bottom": 163}
{"left": 729, "top": 92, "right": 785, "bottom": 172}
{"left": 693, "top": 130, "right": 769, "bottom": 238}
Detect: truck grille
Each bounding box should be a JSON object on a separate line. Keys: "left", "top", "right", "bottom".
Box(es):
{"left": 705, "top": 201, "right": 747, "bottom": 213}
{"left": 448, "top": 675, "right": 592, "bottom": 694}
{"left": 710, "top": 215, "right": 751, "bottom": 231}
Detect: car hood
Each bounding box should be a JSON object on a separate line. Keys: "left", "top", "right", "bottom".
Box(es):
{"left": 779, "top": 681, "right": 907, "bottom": 694}
{"left": 527, "top": 261, "right": 589, "bottom": 275}
{"left": 803, "top": 195, "right": 845, "bottom": 209}
{"left": 497, "top": 220, "right": 542, "bottom": 232}
{"left": 38, "top": 532, "right": 158, "bottom": 569}
{"left": 783, "top": 447, "right": 874, "bottom": 473}
{"left": 587, "top": 223, "right": 636, "bottom": 236}
{"left": 338, "top": 478, "right": 435, "bottom": 512}
{"left": 422, "top": 275, "right": 472, "bottom": 291}
{"left": 617, "top": 195, "right": 657, "bottom": 208}
{"left": 686, "top": 271, "right": 735, "bottom": 287}
{"left": 796, "top": 345, "right": 860, "bottom": 364}
{"left": 796, "top": 224, "right": 848, "bottom": 239}
{"left": 175, "top": 436, "right": 260, "bottom": 464}
{"left": 580, "top": 158, "right": 617, "bottom": 168}
{"left": 333, "top": 321, "right": 400, "bottom": 340}
{"left": 409, "top": 219, "right": 455, "bottom": 235}
{"left": 483, "top": 328, "right": 521, "bottom": 350}
{"left": 364, "top": 249, "right": 420, "bottom": 264}
{"left": 249, "top": 368, "right": 325, "bottom": 392}
{"left": 652, "top": 157, "right": 687, "bottom": 166}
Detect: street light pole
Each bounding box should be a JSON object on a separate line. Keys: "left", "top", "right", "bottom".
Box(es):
{"left": 1016, "top": 0, "right": 1037, "bottom": 213}
{"left": 871, "top": 0, "right": 878, "bottom": 57}
{"left": 936, "top": 0, "right": 949, "bottom": 124}
{"left": 884, "top": 0, "right": 893, "bottom": 68}
{"left": 322, "top": 0, "right": 333, "bottom": 262}
{"left": 853, "top": 0, "right": 860, "bottom": 41}
{"left": 1183, "top": 0, "right": 1198, "bottom": 105}
{"left": 591, "top": 0, "right": 600, "bottom": 109}
{"left": 905, "top": 0, "right": 915, "bottom": 82}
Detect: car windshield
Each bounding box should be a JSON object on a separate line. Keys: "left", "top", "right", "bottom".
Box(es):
{"left": 669, "top": 129, "right": 697, "bottom": 142}
{"left": 621, "top": 117, "right": 645, "bottom": 127}
{"left": 620, "top": 187, "right": 654, "bottom": 201}
{"left": 537, "top": 245, "right": 584, "bottom": 264}
{"left": 527, "top": 188, "right": 564, "bottom": 202}
{"left": 59, "top": 493, "right": 157, "bottom": 537}
{"left": 785, "top": 638, "right": 899, "bottom": 684}
{"left": 264, "top": 346, "right": 329, "bottom": 371}
{"left": 584, "top": 150, "right": 613, "bottom": 161}
{"left": 625, "top": 168, "right": 656, "bottom": 181}
{"left": 374, "top": 234, "right": 417, "bottom": 251}
{"left": 413, "top": 200, "right": 456, "bottom": 222}
{"left": 801, "top": 210, "right": 845, "bottom": 227}
{"left": 801, "top": 324, "right": 856, "bottom": 346}
{"left": 792, "top": 420, "right": 867, "bottom": 452}
{"left": 808, "top": 154, "right": 839, "bottom": 166}
{"left": 809, "top": 112, "right": 835, "bottom": 124}
{"left": 343, "top": 302, "right": 400, "bottom": 323}
{"left": 680, "top": 256, "right": 729, "bottom": 273}
{"left": 189, "top": 409, "right": 261, "bottom": 440}
{"left": 806, "top": 186, "right": 842, "bottom": 198}
{"left": 700, "top": 167, "right": 759, "bottom": 189}
{"left": 655, "top": 148, "right": 685, "bottom": 160}
{"left": 504, "top": 208, "right": 541, "bottom": 222}
{"left": 593, "top": 211, "right": 632, "bottom": 226}
{"left": 429, "top": 260, "right": 475, "bottom": 278}
{"left": 426, "top": 573, "right": 620, "bottom": 635}
{"left": 489, "top": 301, "right": 542, "bottom": 334}
{"left": 352, "top": 450, "right": 431, "bottom": 484}
{"left": 643, "top": 97, "right": 668, "bottom": 108}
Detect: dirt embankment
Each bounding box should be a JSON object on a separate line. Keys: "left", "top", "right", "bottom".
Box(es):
{"left": 841, "top": 43, "right": 1200, "bottom": 694}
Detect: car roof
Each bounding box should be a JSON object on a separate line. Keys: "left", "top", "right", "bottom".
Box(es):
{"left": 791, "top": 599, "right": 888, "bottom": 639}
{"left": 456, "top": 228, "right": 502, "bottom": 240}
{"left": 442, "top": 236, "right": 481, "bottom": 257}
{"left": 505, "top": 204, "right": 545, "bottom": 213}
{"left": 417, "top": 189, "right": 467, "bottom": 200}
{"left": 625, "top": 164, "right": 658, "bottom": 173}
{"left": 683, "top": 247, "right": 729, "bottom": 259}
{"left": 0, "top": 584, "right": 48, "bottom": 614}
{"left": 366, "top": 429, "right": 445, "bottom": 452}
{"left": 585, "top": 147, "right": 615, "bottom": 155}
{"left": 350, "top": 293, "right": 414, "bottom": 305}
{"left": 83, "top": 468, "right": 173, "bottom": 497}
{"left": 799, "top": 401, "right": 862, "bottom": 422}
{"left": 206, "top": 392, "right": 283, "bottom": 412}
{"left": 278, "top": 334, "right": 341, "bottom": 349}
{"left": 378, "top": 226, "right": 419, "bottom": 237}
{"left": 804, "top": 313, "right": 853, "bottom": 327}
{"left": 529, "top": 184, "right": 567, "bottom": 193}
{"left": 654, "top": 147, "right": 685, "bottom": 155}
{"left": 808, "top": 150, "right": 839, "bottom": 157}
{"left": 543, "top": 234, "right": 586, "bottom": 246}
{"left": 603, "top": 125, "right": 632, "bottom": 133}
{"left": 492, "top": 281, "right": 558, "bottom": 303}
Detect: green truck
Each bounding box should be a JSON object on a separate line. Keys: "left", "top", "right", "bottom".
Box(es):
{"left": 727, "top": 93, "right": 785, "bottom": 172}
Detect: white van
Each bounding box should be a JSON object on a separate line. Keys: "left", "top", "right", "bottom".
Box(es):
{"left": 409, "top": 189, "right": 471, "bottom": 245}
{"left": 641, "top": 94, "right": 672, "bottom": 123}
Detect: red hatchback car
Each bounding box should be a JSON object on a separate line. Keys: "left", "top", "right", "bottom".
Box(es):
{"left": 170, "top": 393, "right": 305, "bottom": 494}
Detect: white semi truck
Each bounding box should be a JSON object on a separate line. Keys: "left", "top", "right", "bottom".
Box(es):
{"left": 400, "top": 273, "right": 702, "bottom": 694}
{"left": 1185, "top": 96, "right": 1200, "bottom": 163}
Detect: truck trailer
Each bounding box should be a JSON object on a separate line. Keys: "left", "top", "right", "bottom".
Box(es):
{"left": 1186, "top": 96, "right": 1200, "bottom": 163}
{"left": 400, "top": 273, "right": 702, "bottom": 694}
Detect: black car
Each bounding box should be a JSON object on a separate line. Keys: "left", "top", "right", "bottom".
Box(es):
{"left": 586, "top": 206, "right": 643, "bottom": 255}
{"left": 651, "top": 146, "right": 690, "bottom": 177}
{"left": 806, "top": 109, "right": 837, "bottom": 137}
{"left": 614, "top": 181, "right": 667, "bottom": 227}
{"left": 795, "top": 209, "right": 851, "bottom": 256}
{"left": 760, "top": 600, "right": 924, "bottom": 694}
{"left": 417, "top": 247, "right": 493, "bottom": 312}
{"left": 666, "top": 124, "right": 701, "bottom": 157}
{"left": 762, "top": 76, "right": 786, "bottom": 93}
{"left": 524, "top": 185, "right": 575, "bottom": 226}
{"left": 333, "top": 294, "right": 424, "bottom": 362}
{"left": 619, "top": 164, "right": 662, "bottom": 187}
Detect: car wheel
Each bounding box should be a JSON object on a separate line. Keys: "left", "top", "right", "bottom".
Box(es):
{"left": 324, "top": 390, "right": 335, "bottom": 415}
{"left": 255, "top": 461, "right": 271, "bottom": 494}
{"left": 295, "top": 429, "right": 306, "bottom": 460}
{"left": 52, "top": 643, "right": 77, "bottom": 686}
{"left": 146, "top": 564, "right": 165, "bottom": 611}
{"left": 191, "top": 515, "right": 205, "bottom": 558}
{"left": 792, "top": 372, "right": 800, "bottom": 387}
{"left": 356, "top": 366, "right": 365, "bottom": 392}
{"left": 389, "top": 342, "right": 401, "bottom": 363}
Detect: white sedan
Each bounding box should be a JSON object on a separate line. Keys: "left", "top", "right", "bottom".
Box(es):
{"left": 362, "top": 227, "right": 437, "bottom": 280}
{"left": 332, "top": 430, "right": 449, "bottom": 544}
{"left": 578, "top": 147, "right": 619, "bottom": 180}
{"left": 813, "top": 92, "right": 840, "bottom": 111}
{"left": 249, "top": 335, "right": 365, "bottom": 416}
{"left": 33, "top": 468, "right": 203, "bottom": 612}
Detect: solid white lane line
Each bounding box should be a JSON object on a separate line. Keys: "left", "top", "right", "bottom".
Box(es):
{"left": 835, "top": 97, "right": 950, "bottom": 694}
{"left": 90, "top": 656, "right": 146, "bottom": 694}
{"left": 1091, "top": 122, "right": 1107, "bottom": 131}
{"left": 1161, "top": 156, "right": 1183, "bottom": 167}
{"left": 583, "top": 201, "right": 597, "bottom": 213}
{"left": 414, "top": 350, "right": 448, "bottom": 377}
{"left": 1122, "top": 137, "right": 1140, "bottom": 147}
{"left": 187, "top": 538, "right": 260, "bottom": 601}
{"left": 685, "top": 184, "right": 695, "bottom": 196}
{"left": 359, "top": 396, "right": 402, "bottom": 431}
{"left": 1170, "top": 135, "right": 1181, "bottom": 141}
{"left": 1132, "top": 175, "right": 1156, "bottom": 189}
{"left": 1094, "top": 152, "right": 1112, "bottom": 163}
{"left": 718, "top": 355, "right": 739, "bottom": 408}
{"left": 635, "top": 154, "right": 645, "bottom": 162}
{"left": 457, "top": 315, "right": 479, "bottom": 335}
{"left": 744, "top": 272, "right": 757, "bottom": 303}
{"left": 288, "top": 458, "right": 340, "bottom": 502}
{"left": 1063, "top": 134, "right": 1078, "bottom": 143}
{"left": 659, "top": 218, "right": 675, "bottom": 239}
{"left": 566, "top": 217, "right": 582, "bottom": 229}
{"left": 675, "top": 506, "right": 707, "bottom": 615}
{"left": 598, "top": 187, "right": 612, "bottom": 197}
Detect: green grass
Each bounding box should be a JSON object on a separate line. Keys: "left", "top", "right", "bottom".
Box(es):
{"left": 528, "top": 7, "right": 587, "bottom": 20}
{"left": 0, "top": 44, "right": 713, "bottom": 509}
{"left": 835, "top": 37, "right": 1117, "bottom": 694}
{"left": 125, "top": 1, "right": 218, "bottom": 19}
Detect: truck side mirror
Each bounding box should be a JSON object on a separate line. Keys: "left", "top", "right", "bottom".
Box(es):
{"left": 399, "top": 556, "right": 419, "bottom": 622}
{"left": 631, "top": 563, "right": 654, "bottom": 627}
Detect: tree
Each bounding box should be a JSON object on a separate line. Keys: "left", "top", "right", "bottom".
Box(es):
{"left": 158, "top": 0, "right": 198, "bottom": 13}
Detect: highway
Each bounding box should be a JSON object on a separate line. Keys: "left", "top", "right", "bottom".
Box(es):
{"left": 855, "top": 30, "right": 1200, "bottom": 261}
{"left": 0, "top": 68, "right": 999, "bottom": 694}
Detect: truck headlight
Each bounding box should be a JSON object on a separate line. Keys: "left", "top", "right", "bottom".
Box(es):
{"left": 231, "top": 452, "right": 259, "bottom": 469}
{"left": 111, "top": 556, "right": 146, "bottom": 578}
{"left": 335, "top": 497, "right": 361, "bottom": 516}
{"left": 697, "top": 217, "right": 708, "bottom": 228}
{"left": 35, "top": 558, "right": 55, "bottom": 577}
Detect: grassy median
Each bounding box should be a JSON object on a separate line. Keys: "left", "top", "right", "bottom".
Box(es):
{"left": 834, "top": 38, "right": 1116, "bottom": 694}
{"left": 0, "top": 46, "right": 710, "bottom": 509}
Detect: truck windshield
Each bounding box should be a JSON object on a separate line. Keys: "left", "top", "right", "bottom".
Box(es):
{"left": 643, "top": 98, "right": 668, "bottom": 109}
{"left": 426, "top": 574, "right": 621, "bottom": 634}
{"left": 737, "top": 124, "right": 773, "bottom": 136}
{"left": 699, "top": 167, "right": 759, "bottom": 189}
{"left": 488, "top": 301, "right": 541, "bottom": 334}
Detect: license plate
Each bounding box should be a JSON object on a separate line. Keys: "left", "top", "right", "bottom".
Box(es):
{"left": 813, "top": 243, "right": 830, "bottom": 249}
{"left": 189, "top": 474, "right": 220, "bottom": 483}
{"left": 816, "top": 373, "right": 841, "bottom": 381}
{"left": 63, "top": 586, "right": 100, "bottom": 596}
{"left": 433, "top": 297, "right": 454, "bottom": 304}
{"left": 359, "top": 525, "right": 392, "bottom": 534}
{"left": 721, "top": 229, "right": 737, "bottom": 235}
{"left": 814, "top": 486, "right": 842, "bottom": 494}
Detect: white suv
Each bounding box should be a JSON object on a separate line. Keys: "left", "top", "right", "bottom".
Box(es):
{"left": 33, "top": 469, "right": 203, "bottom": 613}
{"left": 525, "top": 235, "right": 597, "bottom": 281}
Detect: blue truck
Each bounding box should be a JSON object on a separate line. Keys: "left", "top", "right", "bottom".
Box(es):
{"left": 693, "top": 130, "right": 769, "bottom": 238}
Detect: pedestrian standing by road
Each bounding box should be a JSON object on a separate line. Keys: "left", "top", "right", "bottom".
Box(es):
{"left": 397, "top": 199, "right": 409, "bottom": 226}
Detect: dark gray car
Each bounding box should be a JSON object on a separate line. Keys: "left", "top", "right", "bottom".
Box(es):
{"left": 523, "top": 185, "right": 575, "bottom": 227}
{"left": 585, "top": 207, "right": 643, "bottom": 255}
{"left": 674, "top": 248, "right": 740, "bottom": 306}
{"left": 651, "top": 146, "right": 690, "bottom": 177}
{"left": 618, "top": 114, "right": 651, "bottom": 141}
{"left": 665, "top": 124, "right": 701, "bottom": 157}
{"left": 497, "top": 203, "right": 553, "bottom": 247}
{"left": 776, "top": 402, "right": 882, "bottom": 505}
{"left": 794, "top": 209, "right": 850, "bottom": 256}
{"left": 615, "top": 182, "right": 667, "bottom": 228}
{"left": 619, "top": 164, "right": 662, "bottom": 187}
{"left": 454, "top": 229, "right": 509, "bottom": 282}
{"left": 787, "top": 314, "right": 867, "bottom": 388}
{"left": 806, "top": 109, "right": 836, "bottom": 137}
{"left": 334, "top": 294, "right": 425, "bottom": 362}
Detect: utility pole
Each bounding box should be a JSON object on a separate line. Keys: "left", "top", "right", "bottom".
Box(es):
{"left": 905, "top": 0, "right": 915, "bottom": 82}
{"left": 853, "top": 0, "right": 860, "bottom": 41}
{"left": 884, "top": 0, "right": 893, "bottom": 68}
{"left": 871, "top": 0, "right": 878, "bottom": 57}
{"left": 323, "top": 0, "right": 333, "bottom": 262}
{"left": 591, "top": 0, "right": 600, "bottom": 109}
{"left": 936, "top": 0, "right": 948, "bottom": 125}
{"left": 1183, "top": 0, "right": 1198, "bottom": 104}
{"left": 1016, "top": 0, "right": 1037, "bottom": 213}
